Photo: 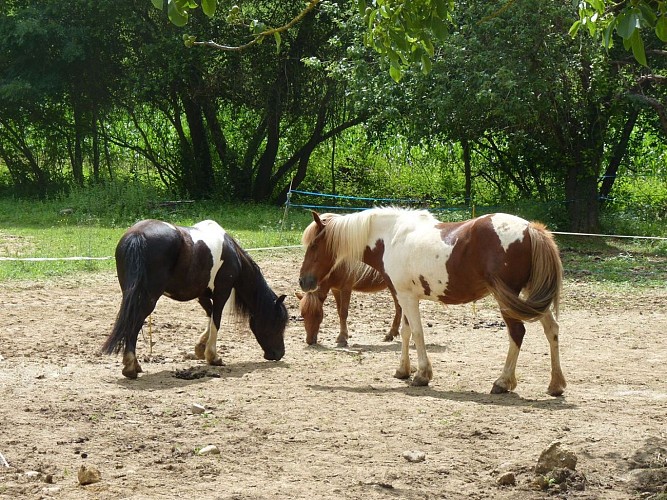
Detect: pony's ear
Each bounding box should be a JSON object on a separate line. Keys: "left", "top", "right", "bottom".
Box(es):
{"left": 276, "top": 294, "right": 287, "bottom": 305}
{"left": 295, "top": 291, "right": 304, "bottom": 300}
{"left": 311, "top": 211, "right": 325, "bottom": 230}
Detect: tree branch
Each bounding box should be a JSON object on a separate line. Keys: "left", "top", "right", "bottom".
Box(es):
{"left": 192, "top": 0, "right": 321, "bottom": 52}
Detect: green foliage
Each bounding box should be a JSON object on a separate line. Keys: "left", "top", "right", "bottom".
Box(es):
{"left": 573, "top": 0, "right": 667, "bottom": 66}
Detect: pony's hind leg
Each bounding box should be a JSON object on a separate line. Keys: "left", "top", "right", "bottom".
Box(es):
{"left": 121, "top": 298, "right": 156, "bottom": 379}
{"left": 491, "top": 315, "right": 524, "bottom": 394}
{"left": 541, "top": 311, "right": 566, "bottom": 396}
{"left": 122, "top": 351, "right": 143, "bottom": 379}
{"left": 384, "top": 291, "right": 402, "bottom": 342}
{"left": 194, "top": 297, "right": 212, "bottom": 360}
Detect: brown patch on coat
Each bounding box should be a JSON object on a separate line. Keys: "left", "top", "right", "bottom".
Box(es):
{"left": 419, "top": 275, "right": 431, "bottom": 296}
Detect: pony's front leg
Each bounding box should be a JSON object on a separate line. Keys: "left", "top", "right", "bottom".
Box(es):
{"left": 204, "top": 289, "right": 233, "bottom": 366}
{"left": 492, "top": 315, "right": 524, "bottom": 394}
{"left": 541, "top": 311, "right": 566, "bottom": 396}
{"left": 203, "top": 319, "right": 223, "bottom": 366}
{"left": 401, "top": 297, "right": 432, "bottom": 387}
{"left": 393, "top": 315, "right": 412, "bottom": 379}
{"left": 333, "top": 288, "right": 351, "bottom": 347}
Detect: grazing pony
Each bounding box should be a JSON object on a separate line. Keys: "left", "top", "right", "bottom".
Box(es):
{"left": 296, "top": 213, "right": 401, "bottom": 347}
{"left": 299, "top": 207, "right": 566, "bottom": 396}
{"left": 103, "top": 219, "right": 287, "bottom": 379}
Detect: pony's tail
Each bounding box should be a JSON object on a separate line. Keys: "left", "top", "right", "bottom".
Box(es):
{"left": 492, "top": 222, "right": 563, "bottom": 322}
{"left": 102, "top": 235, "right": 150, "bottom": 355}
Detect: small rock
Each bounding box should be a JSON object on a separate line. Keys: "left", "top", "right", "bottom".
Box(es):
{"left": 197, "top": 445, "right": 220, "bottom": 456}
{"left": 496, "top": 471, "right": 516, "bottom": 486}
{"left": 42, "top": 486, "right": 61, "bottom": 495}
{"left": 535, "top": 441, "right": 577, "bottom": 474}
{"left": 77, "top": 464, "right": 101, "bottom": 485}
{"left": 191, "top": 403, "right": 206, "bottom": 415}
{"left": 24, "top": 470, "right": 41, "bottom": 480}
{"left": 402, "top": 450, "right": 426, "bottom": 463}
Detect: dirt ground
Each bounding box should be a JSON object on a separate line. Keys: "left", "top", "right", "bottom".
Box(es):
{"left": 0, "top": 250, "right": 666, "bottom": 500}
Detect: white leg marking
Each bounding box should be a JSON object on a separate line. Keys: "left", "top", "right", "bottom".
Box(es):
{"left": 493, "top": 336, "right": 520, "bottom": 393}
{"left": 204, "top": 318, "right": 222, "bottom": 366}
{"left": 398, "top": 294, "right": 432, "bottom": 386}
{"left": 394, "top": 315, "right": 412, "bottom": 379}
{"left": 541, "top": 311, "right": 566, "bottom": 395}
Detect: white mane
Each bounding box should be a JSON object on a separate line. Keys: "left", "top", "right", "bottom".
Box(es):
{"left": 325, "top": 207, "right": 436, "bottom": 265}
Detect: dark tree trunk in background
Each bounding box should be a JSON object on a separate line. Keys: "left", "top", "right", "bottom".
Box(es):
{"left": 252, "top": 88, "right": 281, "bottom": 201}
{"left": 600, "top": 108, "right": 639, "bottom": 202}
{"left": 72, "top": 101, "right": 85, "bottom": 186}
{"left": 181, "top": 93, "right": 214, "bottom": 198}
{"left": 462, "top": 139, "right": 472, "bottom": 205}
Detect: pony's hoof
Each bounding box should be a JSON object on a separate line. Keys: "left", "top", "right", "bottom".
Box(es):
{"left": 394, "top": 369, "right": 410, "bottom": 380}
{"left": 490, "top": 383, "right": 509, "bottom": 394}
{"left": 547, "top": 386, "right": 565, "bottom": 397}
{"left": 207, "top": 356, "right": 223, "bottom": 366}
{"left": 194, "top": 343, "right": 206, "bottom": 360}
{"left": 411, "top": 374, "right": 430, "bottom": 387}
{"left": 121, "top": 368, "right": 138, "bottom": 379}
{"left": 383, "top": 333, "right": 395, "bottom": 342}
{"left": 336, "top": 340, "right": 348, "bottom": 348}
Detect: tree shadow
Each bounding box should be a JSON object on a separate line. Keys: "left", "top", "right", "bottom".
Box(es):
{"left": 307, "top": 383, "right": 577, "bottom": 410}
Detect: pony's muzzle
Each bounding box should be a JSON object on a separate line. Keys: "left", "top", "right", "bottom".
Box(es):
{"left": 264, "top": 348, "right": 285, "bottom": 361}
{"left": 299, "top": 275, "right": 318, "bottom": 292}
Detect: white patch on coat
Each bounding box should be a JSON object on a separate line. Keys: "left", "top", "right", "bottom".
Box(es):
{"left": 375, "top": 211, "right": 454, "bottom": 300}
{"left": 490, "top": 213, "right": 528, "bottom": 251}
{"left": 191, "top": 220, "right": 226, "bottom": 291}
{"left": 160, "top": 221, "right": 177, "bottom": 231}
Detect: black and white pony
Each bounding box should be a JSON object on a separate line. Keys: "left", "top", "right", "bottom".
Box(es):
{"left": 102, "top": 219, "right": 287, "bottom": 379}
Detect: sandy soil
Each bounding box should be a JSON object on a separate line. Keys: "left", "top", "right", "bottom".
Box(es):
{"left": 0, "top": 250, "right": 666, "bottom": 499}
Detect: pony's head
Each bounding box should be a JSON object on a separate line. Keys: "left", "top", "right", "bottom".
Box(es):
{"left": 295, "top": 291, "right": 324, "bottom": 345}
{"left": 299, "top": 211, "right": 337, "bottom": 293}
{"left": 249, "top": 293, "right": 288, "bottom": 361}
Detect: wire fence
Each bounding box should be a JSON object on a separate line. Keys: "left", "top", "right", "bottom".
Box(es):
{"left": 1, "top": 190, "right": 666, "bottom": 265}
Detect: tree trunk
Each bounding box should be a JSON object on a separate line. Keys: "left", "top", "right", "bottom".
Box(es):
{"left": 252, "top": 88, "right": 281, "bottom": 201}
{"left": 462, "top": 139, "right": 471, "bottom": 205}
{"left": 600, "top": 107, "right": 639, "bottom": 202}
{"left": 565, "top": 160, "right": 600, "bottom": 233}
{"left": 181, "top": 93, "right": 214, "bottom": 198}
{"left": 72, "top": 101, "right": 85, "bottom": 186}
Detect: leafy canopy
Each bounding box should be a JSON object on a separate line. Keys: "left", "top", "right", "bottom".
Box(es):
{"left": 572, "top": 0, "right": 667, "bottom": 66}
{"left": 150, "top": 0, "right": 455, "bottom": 81}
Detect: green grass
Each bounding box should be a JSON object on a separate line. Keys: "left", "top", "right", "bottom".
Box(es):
{"left": 0, "top": 199, "right": 313, "bottom": 281}
{"left": 1, "top": 192, "right": 666, "bottom": 288}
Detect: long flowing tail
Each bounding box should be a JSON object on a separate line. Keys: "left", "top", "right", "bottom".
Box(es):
{"left": 491, "top": 222, "right": 563, "bottom": 322}
{"left": 102, "top": 235, "right": 150, "bottom": 355}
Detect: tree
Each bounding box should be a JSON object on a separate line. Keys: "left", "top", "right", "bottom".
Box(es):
{"left": 381, "top": 0, "right": 648, "bottom": 232}
{"left": 573, "top": 0, "right": 667, "bottom": 67}
{"left": 150, "top": 0, "right": 454, "bottom": 81}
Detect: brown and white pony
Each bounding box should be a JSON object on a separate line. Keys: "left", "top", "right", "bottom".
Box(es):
{"left": 103, "top": 219, "right": 287, "bottom": 379}
{"left": 296, "top": 213, "right": 401, "bottom": 347}
{"left": 299, "top": 207, "right": 566, "bottom": 396}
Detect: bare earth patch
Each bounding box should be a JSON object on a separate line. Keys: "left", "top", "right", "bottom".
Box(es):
{"left": 0, "top": 250, "right": 666, "bottom": 499}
